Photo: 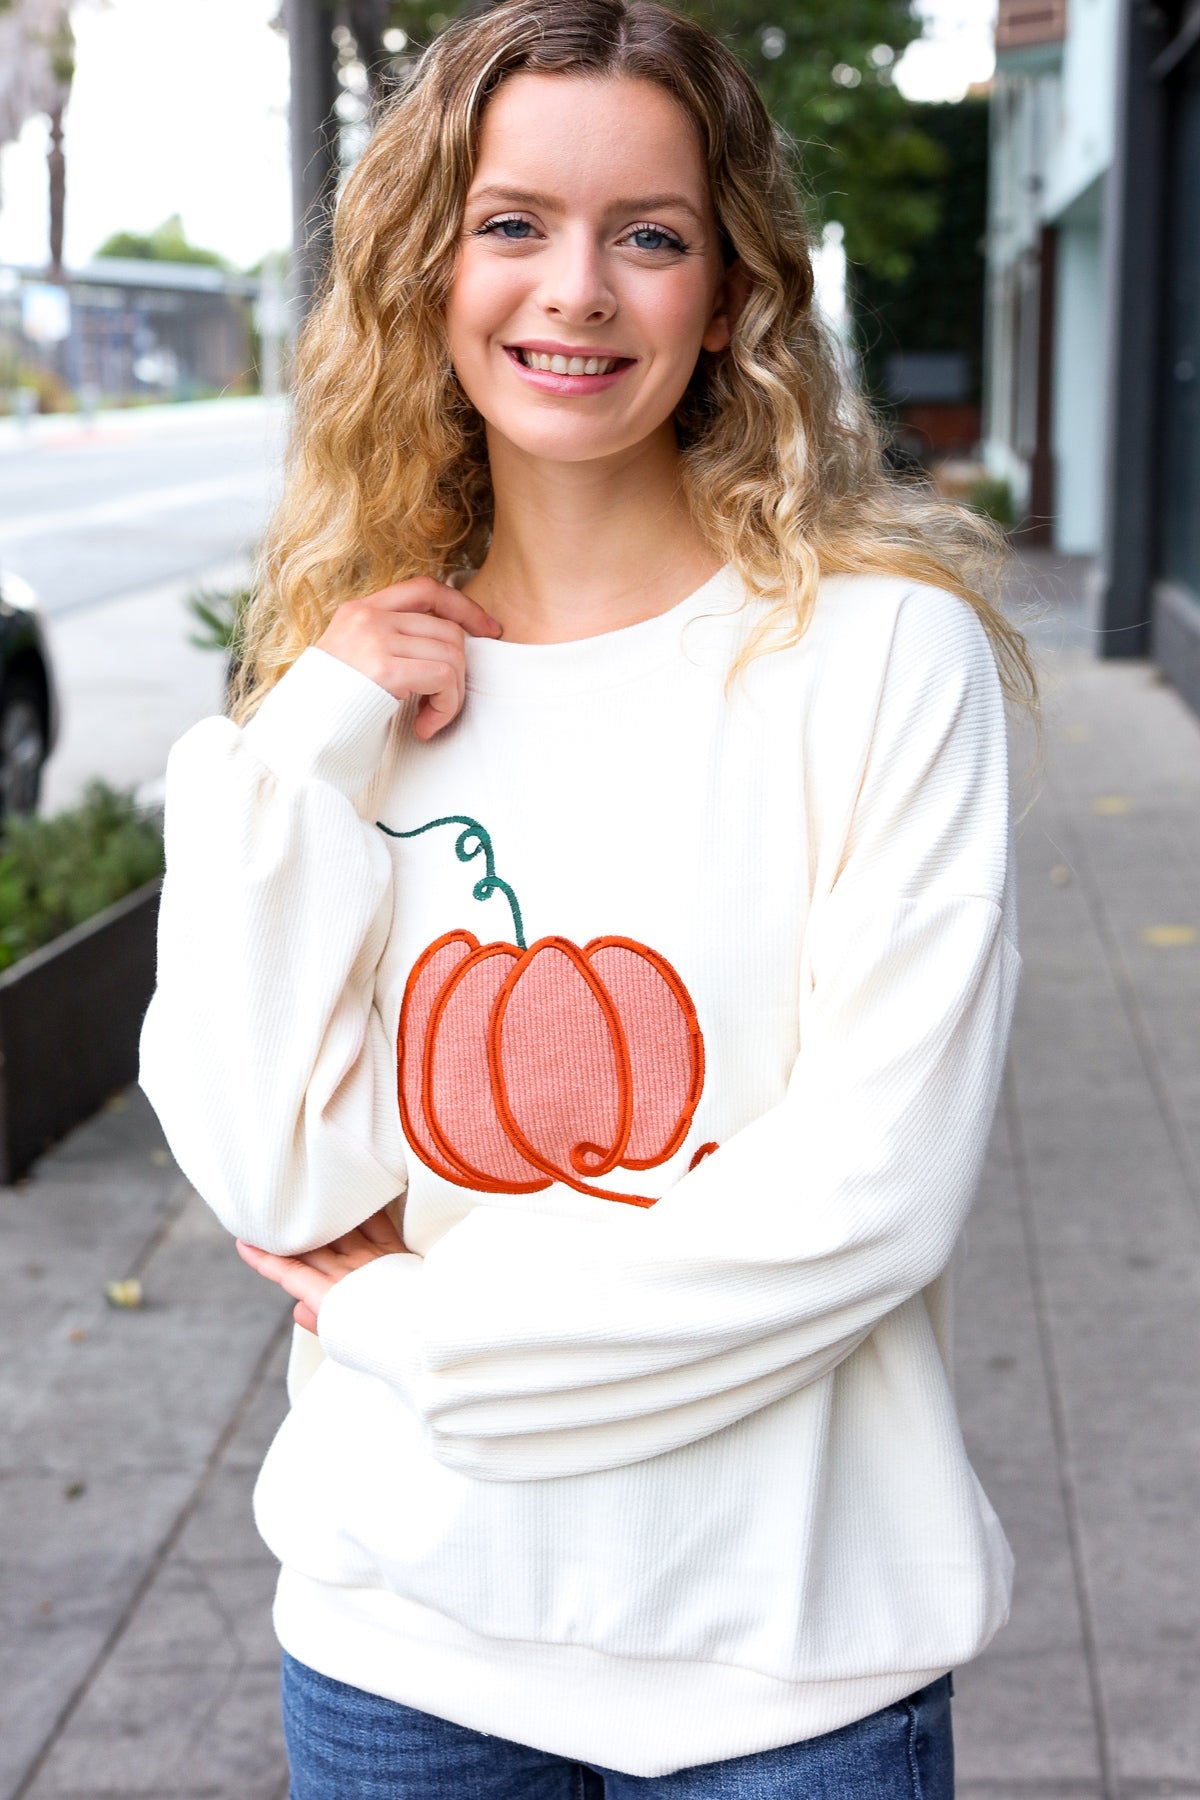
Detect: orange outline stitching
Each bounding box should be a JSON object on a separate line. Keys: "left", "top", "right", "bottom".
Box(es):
{"left": 489, "top": 936, "right": 638, "bottom": 1195}
{"left": 397, "top": 931, "right": 479, "bottom": 1186}
{"left": 399, "top": 929, "right": 704, "bottom": 1210}
{"left": 583, "top": 936, "right": 705, "bottom": 1170}
{"left": 424, "top": 941, "right": 550, "bottom": 1195}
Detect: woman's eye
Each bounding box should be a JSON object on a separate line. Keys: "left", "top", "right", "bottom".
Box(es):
{"left": 624, "top": 225, "right": 685, "bottom": 253}
{"left": 475, "top": 215, "right": 536, "bottom": 241}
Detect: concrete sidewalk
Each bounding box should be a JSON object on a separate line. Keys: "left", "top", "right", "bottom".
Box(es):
{"left": 0, "top": 396, "right": 282, "bottom": 459}
{"left": 0, "top": 1096, "right": 292, "bottom": 1800}
{"left": 39, "top": 557, "right": 244, "bottom": 816}
{"left": 2, "top": 553, "right": 1198, "bottom": 1797}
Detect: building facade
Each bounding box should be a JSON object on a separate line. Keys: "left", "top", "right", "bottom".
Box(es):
{"left": 985, "top": 0, "right": 1200, "bottom": 713}
{"left": 983, "top": 0, "right": 1117, "bottom": 554}
{"left": 2, "top": 259, "right": 259, "bottom": 412}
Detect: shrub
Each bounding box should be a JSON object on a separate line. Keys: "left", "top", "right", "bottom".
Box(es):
{"left": 185, "top": 581, "right": 255, "bottom": 704}
{"left": 185, "top": 583, "right": 253, "bottom": 657}
{"left": 0, "top": 365, "right": 75, "bottom": 416}
{"left": 966, "top": 475, "right": 1017, "bottom": 529}
{"left": 0, "top": 782, "right": 164, "bottom": 973}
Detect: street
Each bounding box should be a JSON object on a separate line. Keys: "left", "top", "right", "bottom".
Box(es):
{"left": 0, "top": 399, "right": 285, "bottom": 812}
{"left": 0, "top": 398, "right": 283, "bottom": 617}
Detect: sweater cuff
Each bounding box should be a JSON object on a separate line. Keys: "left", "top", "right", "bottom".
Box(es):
{"left": 317, "top": 1252, "right": 426, "bottom": 1394}
{"left": 242, "top": 647, "right": 400, "bottom": 799}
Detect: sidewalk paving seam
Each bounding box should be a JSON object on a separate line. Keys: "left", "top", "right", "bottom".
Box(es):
{"left": 9, "top": 1307, "right": 294, "bottom": 1800}
{"left": 120, "top": 1176, "right": 199, "bottom": 1286}
{"left": 1002, "top": 1068, "right": 1118, "bottom": 1800}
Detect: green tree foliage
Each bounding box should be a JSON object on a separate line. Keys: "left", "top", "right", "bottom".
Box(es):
{"left": 852, "top": 97, "right": 989, "bottom": 403}
{"left": 376, "top": 0, "right": 448, "bottom": 61}
{"left": 679, "top": 0, "right": 943, "bottom": 279}
{"left": 94, "top": 212, "right": 227, "bottom": 268}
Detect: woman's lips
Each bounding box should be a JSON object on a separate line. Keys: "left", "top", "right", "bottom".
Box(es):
{"left": 503, "top": 344, "right": 635, "bottom": 394}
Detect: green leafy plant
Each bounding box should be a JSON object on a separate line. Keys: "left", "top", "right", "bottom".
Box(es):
{"left": 966, "top": 476, "right": 1017, "bottom": 530}
{"left": 0, "top": 782, "right": 165, "bottom": 973}
{"left": 185, "top": 583, "right": 253, "bottom": 657}
{"left": 4, "top": 363, "right": 75, "bottom": 416}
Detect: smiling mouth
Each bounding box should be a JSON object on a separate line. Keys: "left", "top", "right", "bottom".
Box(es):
{"left": 509, "top": 347, "right": 631, "bottom": 376}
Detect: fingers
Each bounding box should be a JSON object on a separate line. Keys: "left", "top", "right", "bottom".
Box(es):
{"left": 392, "top": 657, "right": 462, "bottom": 736}
{"left": 386, "top": 632, "right": 465, "bottom": 708}
{"left": 236, "top": 1240, "right": 331, "bottom": 1312}
{"left": 316, "top": 585, "right": 476, "bottom": 726}
{"left": 356, "top": 1206, "right": 407, "bottom": 1251}
{"left": 302, "top": 1229, "right": 403, "bottom": 1275}
{"left": 237, "top": 1205, "right": 408, "bottom": 1325}
{"left": 414, "top": 685, "right": 460, "bottom": 742}
{"left": 301, "top": 1244, "right": 352, "bottom": 1276}
{"left": 364, "top": 576, "right": 502, "bottom": 640}
{"left": 323, "top": 610, "right": 466, "bottom": 673}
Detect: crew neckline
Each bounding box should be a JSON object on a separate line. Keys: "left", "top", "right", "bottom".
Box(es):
{"left": 454, "top": 563, "right": 746, "bottom": 698}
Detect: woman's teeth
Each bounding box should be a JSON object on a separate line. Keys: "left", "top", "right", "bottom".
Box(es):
{"left": 515, "top": 349, "right": 621, "bottom": 375}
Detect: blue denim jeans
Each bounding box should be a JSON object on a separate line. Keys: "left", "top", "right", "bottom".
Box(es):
{"left": 281, "top": 1651, "right": 954, "bottom": 1798}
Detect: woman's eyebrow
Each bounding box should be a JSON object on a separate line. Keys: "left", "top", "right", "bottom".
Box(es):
{"left": 611, "top": 193, "right": 707, "bottom": 224}
{"left": 467, "top": 184, "right": 705, "bottom": 223}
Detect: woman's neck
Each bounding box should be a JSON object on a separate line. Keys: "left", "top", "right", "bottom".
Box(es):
{"left": 463, "top": 424, "right": 722, "bottom": 645}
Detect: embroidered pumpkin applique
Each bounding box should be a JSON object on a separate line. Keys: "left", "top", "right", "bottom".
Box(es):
{"left": 378, "top": 814, "right": 706, "bottom": 1208}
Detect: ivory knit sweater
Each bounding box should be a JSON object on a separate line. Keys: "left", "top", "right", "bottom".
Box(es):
{"left": 139, "top": 564, "right": 1020, "bottom": 1777}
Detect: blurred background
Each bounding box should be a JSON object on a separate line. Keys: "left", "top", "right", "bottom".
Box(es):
{"left": 1, "top": 4, "right": 1198, "bottom": 1797}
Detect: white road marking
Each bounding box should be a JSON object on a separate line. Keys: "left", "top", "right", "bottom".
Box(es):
{"left": 0, "top": 473, "right": 268, "bottom": 546}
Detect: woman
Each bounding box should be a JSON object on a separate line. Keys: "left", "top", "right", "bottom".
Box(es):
{"left": 141, "top": 1, "right": 1037, "bottom": 1792}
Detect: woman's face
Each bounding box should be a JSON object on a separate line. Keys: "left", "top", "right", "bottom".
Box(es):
{"left": 444, "top": 72, "right": 740, "bottom": 467}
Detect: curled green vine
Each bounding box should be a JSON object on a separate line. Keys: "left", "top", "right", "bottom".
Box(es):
{"left": 376, "top": 813, "right": 527, "bottom": 949}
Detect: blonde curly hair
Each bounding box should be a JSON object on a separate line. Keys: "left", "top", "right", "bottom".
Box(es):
{"left": 234, "top": 0, "right": 1037, "bottom": 729}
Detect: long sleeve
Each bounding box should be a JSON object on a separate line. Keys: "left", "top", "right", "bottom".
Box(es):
{"left": 139, "top": 647, "right": 409, "bottom": 1254}
{"left": 315, "top": 588, "right": 1021, "bottom": 1480}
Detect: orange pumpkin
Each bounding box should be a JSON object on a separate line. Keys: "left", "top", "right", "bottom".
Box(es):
{"left": 381, "top": 815, "right": 705, "bottom": 1207}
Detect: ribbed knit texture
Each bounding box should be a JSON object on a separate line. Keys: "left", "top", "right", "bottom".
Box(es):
{"left": 140, "top": 567, "right": 1020, "bottom": 1776}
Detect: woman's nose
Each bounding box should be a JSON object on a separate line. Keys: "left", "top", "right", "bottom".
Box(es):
{"left": 536, "top": 231, "right": 616, "bottom": 325}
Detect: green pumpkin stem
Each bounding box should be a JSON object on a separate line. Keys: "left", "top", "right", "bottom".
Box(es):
{"left": 376, "top": 814, "right": 527, "bottom": 949}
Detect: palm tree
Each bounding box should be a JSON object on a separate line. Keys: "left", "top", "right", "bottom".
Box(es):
{"left": 0, "top": 0, "right": 84, "bottom": 281}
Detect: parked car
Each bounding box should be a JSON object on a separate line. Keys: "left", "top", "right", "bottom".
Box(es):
{"left": 0, "top": 570, "right": 59, "bottom": 821}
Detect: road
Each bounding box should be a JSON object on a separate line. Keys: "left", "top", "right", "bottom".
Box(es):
{"left": 0, "top": 399, "right": 284, "bottom": 617}
{"left": 0, "top": 399, "right": 286, "bottom": 811}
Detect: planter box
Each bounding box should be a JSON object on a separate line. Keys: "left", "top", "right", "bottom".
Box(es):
{"left": 0, "top": 877, "right": 161, "bottom": 1183}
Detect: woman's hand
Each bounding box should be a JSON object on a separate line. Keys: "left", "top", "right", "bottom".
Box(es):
{"left": 236, "top": 1205, "right": 409, "bottom": 1334}
{"left": 316, "top": 576, "right": 502, "bottom": 740}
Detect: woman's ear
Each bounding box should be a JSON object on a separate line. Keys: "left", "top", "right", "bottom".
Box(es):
{"left": 701, "top": 259, "right": 752, "bottom": 354}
